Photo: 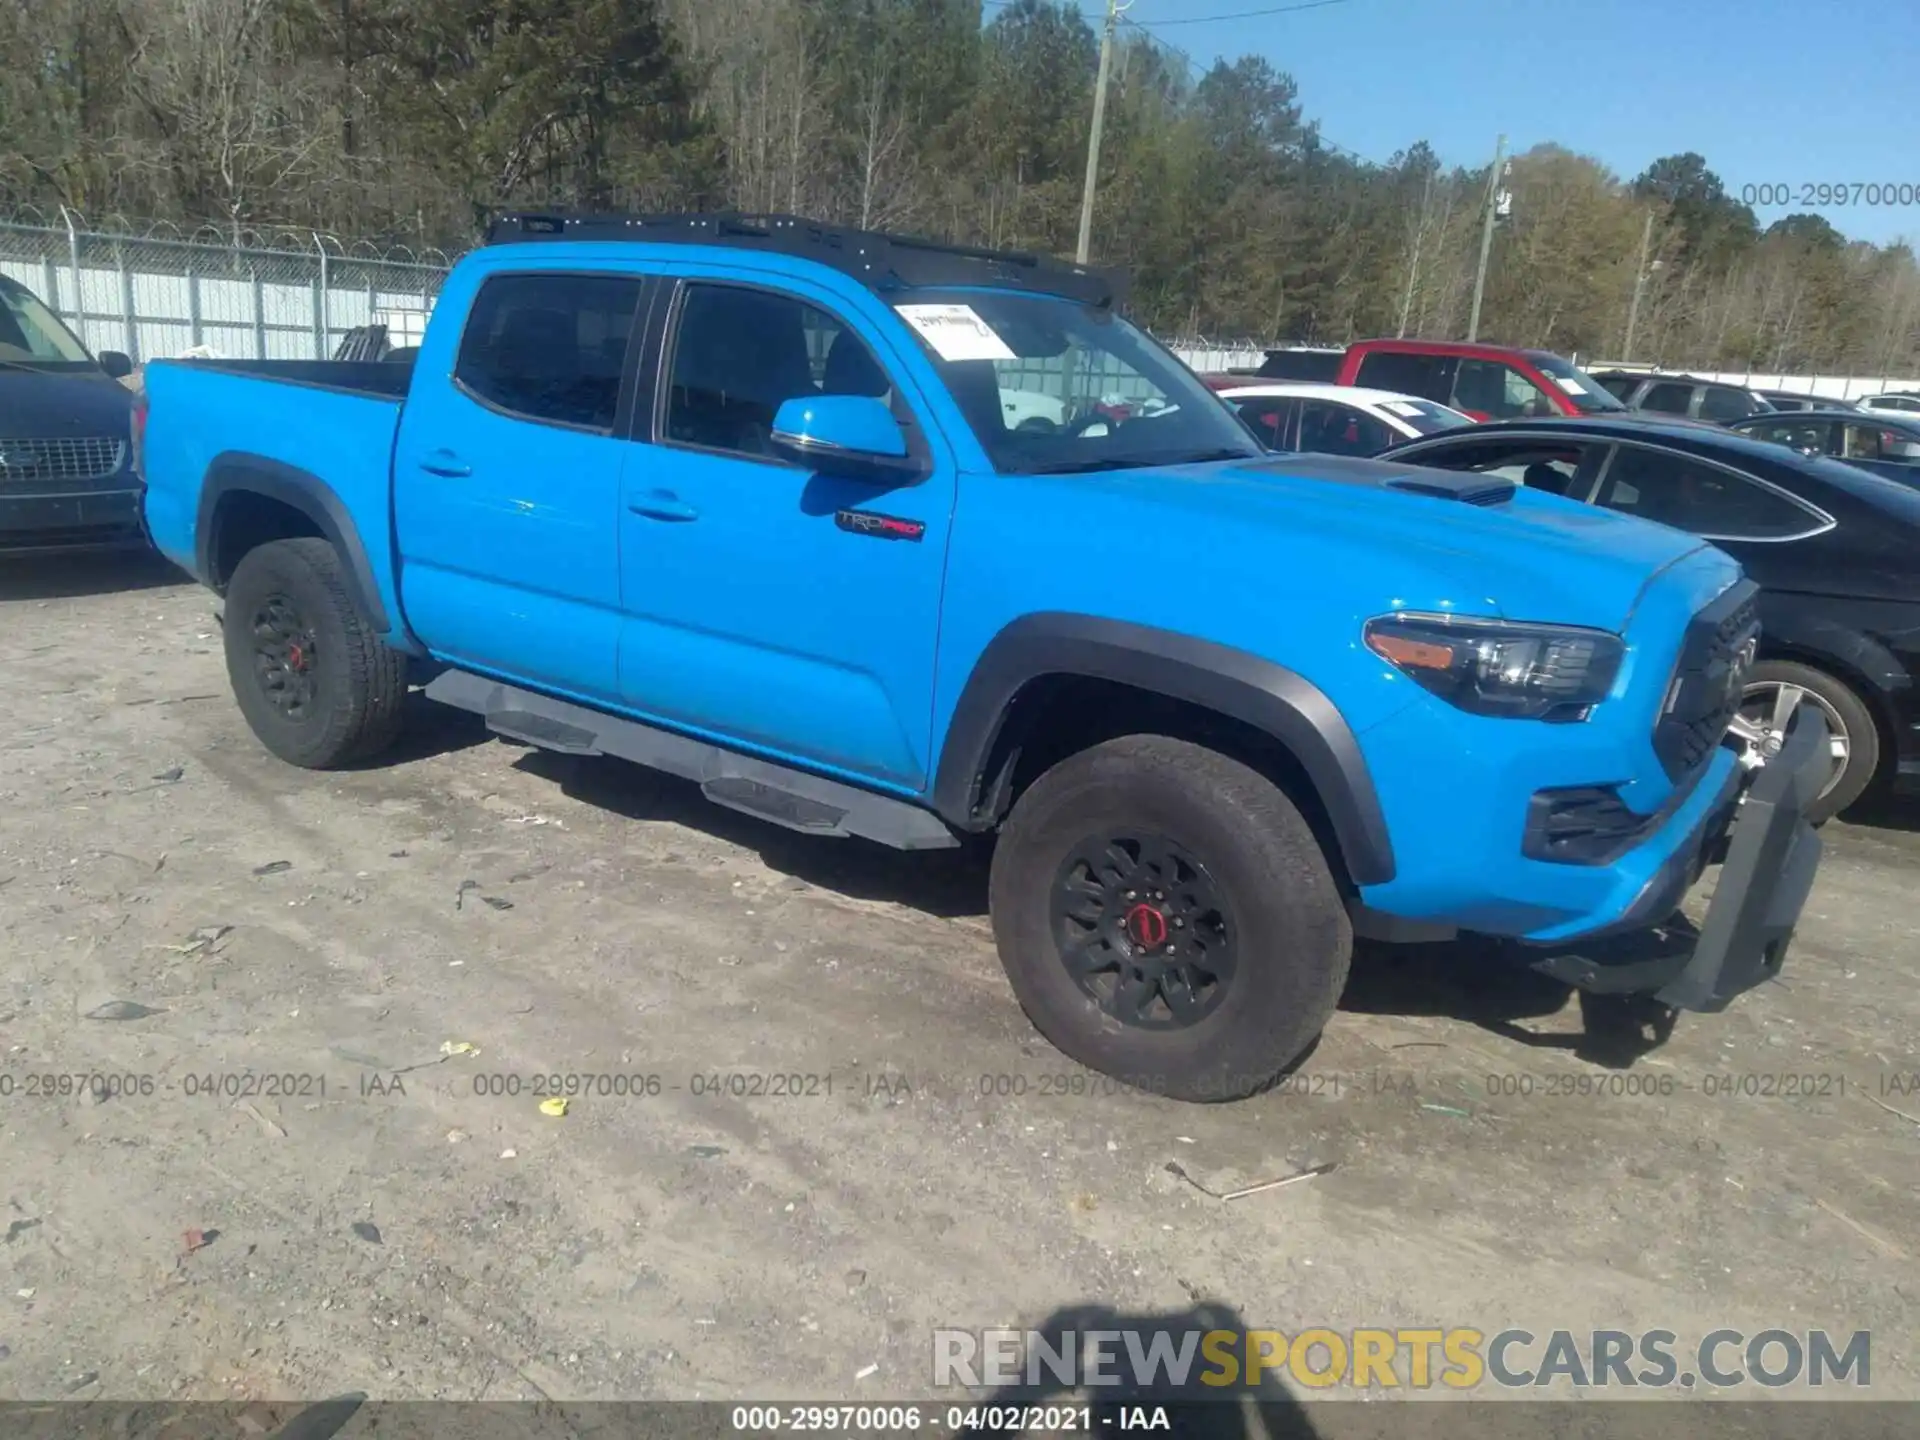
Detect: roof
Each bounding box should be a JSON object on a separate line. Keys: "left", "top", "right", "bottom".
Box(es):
{"left": 1217, "top": 381, "right": 1453, "bottom": 409}
{"left": 482, "top": 211, "right": 1124, "bottom": 308}
{"left": 1345, "top": 338, "right": 1568, "bottom": 362}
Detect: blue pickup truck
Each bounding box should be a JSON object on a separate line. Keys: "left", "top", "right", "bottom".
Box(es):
{"left": 138, "top": 213, "right": 1829, "bottom": 1102}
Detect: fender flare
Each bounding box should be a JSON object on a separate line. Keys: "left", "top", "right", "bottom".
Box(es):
{"left": 931, "top": 613, "right": 1396, "bottom": 886}
{"left": 195, "top": 453, "right": 396, "bottom": 638}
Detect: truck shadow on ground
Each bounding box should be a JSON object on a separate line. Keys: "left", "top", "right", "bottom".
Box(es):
{"left": 515, "top": 748, "right": 1676, "bottom": 1069}
{"left": 0, "top": 548, "right": 185, "bottom": 600}
{"left": 952, "top": 1300, "right": 1318, "bottom": 1440}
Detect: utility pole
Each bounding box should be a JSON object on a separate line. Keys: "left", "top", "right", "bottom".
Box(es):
{"left": 1076, "top": 0, "right": 1123, "bottom": 266}
{"left": 1622, "top": 208, "right": 1655, "bottom": 361}
{"left": 1466, "top": 133, "right": 1506, "bottom": 342}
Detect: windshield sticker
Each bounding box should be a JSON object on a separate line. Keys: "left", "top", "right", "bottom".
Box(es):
{"left": 896, "top": 303, "right": 1016, "bottom": 362}
{"left": 1553, "top": 376, "right": 1587, "bottom": 393}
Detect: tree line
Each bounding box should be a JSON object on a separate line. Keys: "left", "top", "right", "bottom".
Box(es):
{"left": 5, "top": 0, "right": 1917, "bottom": 372}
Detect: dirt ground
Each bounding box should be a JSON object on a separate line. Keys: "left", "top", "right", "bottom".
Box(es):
{"left": 2, "top": 552, "right": 1917, "bottom": 1411}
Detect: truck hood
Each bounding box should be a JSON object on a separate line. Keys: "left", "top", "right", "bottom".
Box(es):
{"left": 0, "top": 366, "right": 133, "bottom": 438}
{"left": 1105, "top": 453, "right": 1710, "bottom": 633}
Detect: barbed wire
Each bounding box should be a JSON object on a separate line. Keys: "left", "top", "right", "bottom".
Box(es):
{"left": 0, "top": 203, "right": 456, "bottom": 271}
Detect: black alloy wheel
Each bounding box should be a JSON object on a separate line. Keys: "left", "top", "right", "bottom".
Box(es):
{"left": 1049, "top": 831, "right": 1237, "bottom": 1030}
{"left": 250, "top": 593, "right": 321, "bottom": 722}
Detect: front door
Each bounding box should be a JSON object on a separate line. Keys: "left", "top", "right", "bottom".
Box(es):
{"left": 393, "top": 267, "right": 648, "bottom": 700}
{"left": 614, "top": 278, "right": 954, "bottom": 790}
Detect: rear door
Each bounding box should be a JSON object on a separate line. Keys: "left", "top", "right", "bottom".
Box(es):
{"left": 613, "top": 273, "right": 956, "bottom": 790}
{"left": 393, "top": 266, "right": 650, "bottom": 700}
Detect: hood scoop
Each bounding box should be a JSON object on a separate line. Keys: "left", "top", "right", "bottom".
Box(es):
{"left": 1383, "top": 471, "right": 1517, "bottom": 506}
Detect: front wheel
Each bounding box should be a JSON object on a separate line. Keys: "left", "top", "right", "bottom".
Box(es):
{"left": 988, "top": 735, "right": 1352, "bottom": 1103}
{"left": 1726, "top": 660, "right": 1880, "bottom": 824}
{"left": 222, "top": 537, "right": 407, "bottom": 769}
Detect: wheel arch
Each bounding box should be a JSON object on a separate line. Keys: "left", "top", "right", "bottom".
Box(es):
{"left": 1753, "top": 627, "right": 1902, "bottom": 768}
{"left": 195, "top": 453, "right": 415, "bottom": 651}
{"left": 931, "top": 614, "right": 1396, "bottom": 887}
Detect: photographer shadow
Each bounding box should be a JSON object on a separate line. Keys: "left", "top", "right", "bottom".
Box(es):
{"left": 955, "top": 1300, "right": 1318, "bottom": 1440}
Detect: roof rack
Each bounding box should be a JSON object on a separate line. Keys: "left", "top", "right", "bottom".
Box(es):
{"left": 483, "top": 212, "right": 1125, "bottom": 309}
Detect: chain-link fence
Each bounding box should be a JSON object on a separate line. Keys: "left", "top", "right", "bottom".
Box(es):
{"left": 0, "top": 207, "right": 453, "bottom": 366}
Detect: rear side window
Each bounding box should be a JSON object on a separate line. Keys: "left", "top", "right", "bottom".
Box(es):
{"left": 1699, "top": 386, "right": 1760, "bottom": 422}
{"left": 1638, "top": 382, "right": 1695, "bottom": 415}
{"left": 1451, "top": 359, "right": 1557, "bottom": 419}
{"left": 665, "top": 284, "right": 892, "bottom": 461}
{"left": 1296, "top": 400, "right": 1394, "bottom": 457}
{"left": 1353, "top": 351, "right": 1454, "bottom": 402}
{"left": 1233, "top": 397, "right": 1295, "bottom": 449}
{"left": 455, "top": 273, "right": 644, "bottom": 431}
{"left": 1591, "top": 446, "right": 1821, "bottom": 539}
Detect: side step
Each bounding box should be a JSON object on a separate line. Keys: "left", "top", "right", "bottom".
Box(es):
{"left": 423, "top": 669, "right": 959, "bottom": 851}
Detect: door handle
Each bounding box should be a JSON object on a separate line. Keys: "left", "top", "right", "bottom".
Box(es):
{"left": 628, "top": 490, "right": 700, "bottom": 522}
{"left": 419, "top": 449, "right": 471, "bottom": 478}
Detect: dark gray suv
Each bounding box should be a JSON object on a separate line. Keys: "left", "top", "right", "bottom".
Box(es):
{"left": 0, "top": 275, "right": 142, "bottom": 555}
{"left": 1593, "top": 370, "right": 1775, "bottom": 425}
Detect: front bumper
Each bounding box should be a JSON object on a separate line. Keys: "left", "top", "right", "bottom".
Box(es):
{"left": 0, "top": 483, "right": 147, "bottom": 555}
{"left": 1525, "top": 706, "right": 1827, "bottom": 1012}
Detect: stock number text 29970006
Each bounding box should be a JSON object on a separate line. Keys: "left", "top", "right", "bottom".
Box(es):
{"left": 1740, "top": 182, "right": 1918, "bottom": 208}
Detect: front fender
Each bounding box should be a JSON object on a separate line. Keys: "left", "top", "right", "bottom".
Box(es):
{"left": 930, "top": 613, "right": 1396, "bottom": 886}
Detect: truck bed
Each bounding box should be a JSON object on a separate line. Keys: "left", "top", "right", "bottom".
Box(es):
{"left": 171, "top": 356, "right": 415, "bottom": 401}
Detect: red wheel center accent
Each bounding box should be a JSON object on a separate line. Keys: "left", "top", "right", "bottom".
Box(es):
{"left": 287, "top": 643, "right": 306, "bottom": 672}
{"left": 1125, "top": 903, "right": 1169, "bottom": 950}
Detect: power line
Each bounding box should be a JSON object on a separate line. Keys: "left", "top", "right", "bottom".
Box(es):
{"left": 1131, "top": 0, "right": 1349, "bottom": 26}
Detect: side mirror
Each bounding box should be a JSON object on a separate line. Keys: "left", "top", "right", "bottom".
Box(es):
{"left": 97, "top": 351, "right": 134, "bottom": 380}
{"left": 770, "top": 395, "right": 920, "bottom": 480}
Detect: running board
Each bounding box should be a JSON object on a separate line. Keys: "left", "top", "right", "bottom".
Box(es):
{"left": 423, "top": 669, "right": 959, "bottom": 851}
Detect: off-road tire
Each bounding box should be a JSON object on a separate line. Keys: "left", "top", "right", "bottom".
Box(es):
{"left": 989, "top": 735, "right": 1352, "bottom": 1103}
{"left": 222, "top": 537, "right": 406, "bottom": 769}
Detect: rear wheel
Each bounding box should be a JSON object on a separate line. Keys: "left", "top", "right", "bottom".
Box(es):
{"left": 988, "top": 735, "right": 1351, "bottom": 1103}
{"left": 222, "top": 538, "right": 406, "bottom": 769}
{"left": 1727, "top": 660, "right": 1879, "bottom": 823}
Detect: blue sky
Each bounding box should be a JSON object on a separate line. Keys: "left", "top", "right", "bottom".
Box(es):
{"left": 1086, "top": 0, "right": 1919, "bottom": 249}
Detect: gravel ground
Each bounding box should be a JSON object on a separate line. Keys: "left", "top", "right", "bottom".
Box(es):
{"left": 1, "top": 552, "right": 1916, "bottom": 1414}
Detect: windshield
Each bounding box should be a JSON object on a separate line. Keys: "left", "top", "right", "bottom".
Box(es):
{"left": 891, "top": 291, "right": 1263, "bottom": 474}
{"left": 1377, "top": 397, "right": 1475, "bottom": 435}
{"left": 1524, "top": 350, "right": 1627, "bottom": 413}
{"left": 0, "top": 281, "right": 94, "bottom": 367}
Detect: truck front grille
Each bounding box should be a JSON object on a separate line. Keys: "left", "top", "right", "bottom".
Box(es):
{"left": 0, "top": 436, "right": 128, "bottom": 485}
{"left": 1653, "top": 580, "right": 1760, "bottom": 781}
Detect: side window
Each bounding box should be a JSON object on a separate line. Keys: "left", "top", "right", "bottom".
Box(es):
{"left": 1354, "top": 352, "right": 1453, "bottom": 402}
{"left": 1452, "top": 360, "right": 1555, "bottom": 419}
{"left": 1699, "top": 386, "right": 1758, "bottom": 422}
{"left": 1297, "top": 400, "right": 1394, "bottom": 457}
{"left": 1842, "top": 424, "right": 1888, "bottom": 459}
{"left": 665, "top": 284, "right": 891, "bottom": 459}
{"left": 1233, "top": 397, "right": 1294, "bottom": 449}
{"left": 455, "top": 273, "right": 644, "bottom": 431}
{"left": 1747, "top": 420, "right": 1830, "bottom": 454}
{"left": 1638, "top": 381, "right": 1694, "bottom": 415}
{"left": 1591, "top": 447, "right": 1819, "bottom": 538}
{"left": 1596, "top": 374, "right": 1640, "bottom": 401}
{"left": 1397, "top": 439, "right": 1597, "bottom": 496}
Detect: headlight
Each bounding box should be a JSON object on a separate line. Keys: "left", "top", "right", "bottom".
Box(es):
{"left": 1364, "top": 613, "right": 1624, "bottom": 720}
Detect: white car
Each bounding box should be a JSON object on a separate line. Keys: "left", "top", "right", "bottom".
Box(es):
{"left": 1856, "top": 391, "right": 1920, "bottom": 416}
{"left": 1216, "top": 382, "right": 1476, "bottom": 456}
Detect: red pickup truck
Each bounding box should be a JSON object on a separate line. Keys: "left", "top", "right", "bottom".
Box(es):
{"left": 1212, "top": 340, "right": 1629, "bottom": 423}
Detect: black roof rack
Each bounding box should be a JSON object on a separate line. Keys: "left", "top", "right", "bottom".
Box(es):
{"left": 483, "top": 212, "right": 1125, "bottom": 309}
